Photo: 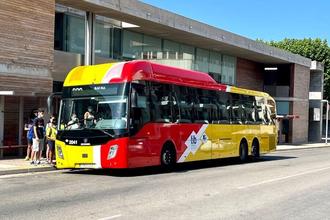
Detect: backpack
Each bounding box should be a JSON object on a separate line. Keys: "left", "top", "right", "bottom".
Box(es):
{"left": 27, "top": 126, "right": 34, "bottom": 139}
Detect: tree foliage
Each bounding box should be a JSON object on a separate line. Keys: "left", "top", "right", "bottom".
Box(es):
{"left": 260, "top": 38, "right": 330, "bottom": 99}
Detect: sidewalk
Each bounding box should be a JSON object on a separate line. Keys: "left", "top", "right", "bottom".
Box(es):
{"left": 0, "top": 158, "right": 56, "bottom": 176}
{"left": 276, "top": 142, "right": 330, "bottom": 151}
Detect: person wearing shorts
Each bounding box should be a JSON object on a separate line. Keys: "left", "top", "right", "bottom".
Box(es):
{"left": 46, "top": 116, "right": 56, "bottom": 165}
{"left": 30, "top": 109, "right": 45, "bottom": 165}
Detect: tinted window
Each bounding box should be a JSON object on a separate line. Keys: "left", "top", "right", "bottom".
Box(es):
{"left": 217, "top": 91, "right": 230, "bottom": 123}
{"left": 130, "top": 82, "right": 151, "bottom": 134}
{"left": 150, "top": 83, "right": 177, "bottom": 123}
{"left": 242, "top": 95, "right": 256, "bottom": 124}
{"left": 193, "top": 89, "right": 218, "bottom": 124}
{"left": 174, "top": 85, "right": 193, "bottom": 123}
{"left": 267, "top": 98, "right": 276, "bottom": 125}
{"left": 231, "top": 94, "right": 245, "bottom": 124}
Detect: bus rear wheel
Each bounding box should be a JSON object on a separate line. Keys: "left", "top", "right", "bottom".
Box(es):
{"left": 239, "top": 141, "right": 248, "bottom": 162}
{"left": 161, "top": 143, "right": 176, "bottom": 169}
{"left": 251, "top": 139, "right": 260, "bottom": 160}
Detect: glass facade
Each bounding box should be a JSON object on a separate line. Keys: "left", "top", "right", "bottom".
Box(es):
{"left": 122, "top": 30, "right": 142, "bottom": 59}
{"left": 195, "top": 48, "right": 209, "bottom": 73}
{"left": 221, "top": 55, "right": 236, "bottom": 85}
{"left": 54, "top": 12, "right": 85, "bottom": 54}
{"left": 54, "top": 5, "right": 237, "bottom": 85}
{"left": 276, "top": 101, "right": 290, "bottom": 115}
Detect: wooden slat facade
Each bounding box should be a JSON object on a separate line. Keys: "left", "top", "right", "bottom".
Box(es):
{"left": 0, "top": 75, "right": 52, "bottom": 95}
{"left": 0, "top": 1, "right": 55, "bottom": 149}
{"left": 0, "top": 0, "right": 55, "bottom": 68}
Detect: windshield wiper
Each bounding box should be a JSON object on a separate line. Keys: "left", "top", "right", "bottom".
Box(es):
{"left": 95, "top": 128, "right": 115, "bottom": 138}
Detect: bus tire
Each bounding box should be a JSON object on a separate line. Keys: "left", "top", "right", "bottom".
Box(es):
{"left": 239, "top": 140, "right": 248, "bottom": 162}
{"left": 251, "top": 139, "right": 260, "bottom": 160}
{"left": 161, "top": 142, "right": 176, "bottom": 169}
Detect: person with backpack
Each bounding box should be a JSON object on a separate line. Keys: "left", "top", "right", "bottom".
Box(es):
{"left": 24, "top": 110, "right": 38, "bottom": 161}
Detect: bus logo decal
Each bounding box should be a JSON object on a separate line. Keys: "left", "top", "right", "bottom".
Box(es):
{"left": 178, "top": 124, "right": 208, "bottom": 163}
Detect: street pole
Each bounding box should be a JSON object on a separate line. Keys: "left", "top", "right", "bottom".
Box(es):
{"left": 321, "top": 100, "right": 329, "bottom": 144}
{"left": 327, "top": 102, "right": 329, "bottom": 144}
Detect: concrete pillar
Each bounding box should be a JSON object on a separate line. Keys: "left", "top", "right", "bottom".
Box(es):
{"left": 291, "top": 64, "right": 310, "bottom": 143}
{"left": 0, "top": 96, "right": 4, "bottom": 147}
{"left": 84, "top": 11, "right": 95, "bottom": 65}
{"left": 18, "top": 97, "right": 24, "bottom": 156}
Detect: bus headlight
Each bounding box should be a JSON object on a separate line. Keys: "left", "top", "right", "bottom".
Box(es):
{"left": 57, "top": 145, "right": 64, "bottom": 159}
{"left": 107, "top": 145, "right": 118, "bottom": 160}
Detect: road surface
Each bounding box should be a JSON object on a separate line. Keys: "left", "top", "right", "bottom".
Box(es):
{"left": 1, "top": 147, "right": 330, "bottom": 219}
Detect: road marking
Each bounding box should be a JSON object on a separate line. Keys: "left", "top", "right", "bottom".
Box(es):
{"left": 237, "top": 166, "right": 330, "bottom": 189}
{"left": 0, "top": 170, "right": 63, "bottom": 179}
{"left": 98, "top": 214, "right": 122, "bottom": 220}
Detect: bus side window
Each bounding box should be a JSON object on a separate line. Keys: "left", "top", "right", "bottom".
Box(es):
{"left": 255, "top": 97, "right": 266, "bottom": 124}
{"left": 217, "top": 91, "right": 230, "bottom": 124}
{"left": 174, "top": 85, "right": 193, "bottom": 123}
{"left": 150, "top": 82, "right": 173, "bottom": 123}
{"left": 242, "top": 95, "right": 256, "bottom": 124}
{"left": 194, "top": 89, "right": 210, "bottom": 124}
{"left": 208, "top": 90, "right": 220, "bottom": 124}
{"left": 267, "top": 99, "right": 276, "bottom": 125}
{"left": 130, "top": 82, "right": 151, "bottom": 134}
{"left": 231, "top": 94, "right": 243, "bottom": 124}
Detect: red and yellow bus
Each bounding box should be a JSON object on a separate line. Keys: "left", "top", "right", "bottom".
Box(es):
{"left": 55, "top": 60, "right": 277, "bottom": 169}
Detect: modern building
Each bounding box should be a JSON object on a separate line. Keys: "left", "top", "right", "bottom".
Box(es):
{"left": 0, "top": 0, "right": 325, "bottom": 149}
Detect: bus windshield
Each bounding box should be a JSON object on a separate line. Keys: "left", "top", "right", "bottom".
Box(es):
{"left": 58, "top": 83, "right": 129, "bottom": 132}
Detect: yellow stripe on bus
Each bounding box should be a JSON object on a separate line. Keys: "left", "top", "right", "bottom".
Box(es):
{"left": 63, "top": 63, "right": 115, "bottom": 87}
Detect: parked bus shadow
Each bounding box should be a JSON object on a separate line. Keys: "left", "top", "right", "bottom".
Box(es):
{"left": 65, "top": 154, "right": 296, "bottom": 177}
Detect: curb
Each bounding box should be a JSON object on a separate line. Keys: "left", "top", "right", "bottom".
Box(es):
{"left": 276, "top": 145, "right": 330, "bottom": 151}
{"left": 0, "top": 166, "right": 56, "bottom": 176}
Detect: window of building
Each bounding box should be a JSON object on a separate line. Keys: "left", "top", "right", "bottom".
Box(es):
{"left": 142, "top": 35, "right": 162, "bottom": 59}
{"left": 221, "top": 55, "right": 236, "bottom": 85}
{"left": 180, "top": 44, "right": 195, "bottom": 60}
{"left": 112, "top": 28, "right": 122, "bottom": 59}
{"left": 65, "top": 14, "right": 85, "bottom": 54}
{"left": 209, "top": 51, "right": 222, "bottom": 83}
{"left": 122, "top": 30, "right": 143, "bottom": 59}
{"left": 195, "top": 48, "right": 209, "bottom": 73}
{"left": 54, "top": 12, "right": 65, "bottom": 51}
{"left": 163, "top": 40, "right": 180, "bottom": 60}
{"left": 95, "top": 20, "right": 111, "bottom": 58}
{"left": 276, "top": 101, "right": 289, "bottom": 115}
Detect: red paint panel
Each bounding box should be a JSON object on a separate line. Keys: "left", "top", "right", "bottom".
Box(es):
{"left": 127, "top": 123, "right": 203, "bottom": 168}
{"left": 100, "top": 137, "right": 129, "bottom": 168}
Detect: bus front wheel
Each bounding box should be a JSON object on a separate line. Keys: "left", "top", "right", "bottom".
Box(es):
{"left": 161, "top": 143, "right": 176, "bottom": 169}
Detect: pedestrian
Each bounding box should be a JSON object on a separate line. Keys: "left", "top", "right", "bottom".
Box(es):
{"left": 46, "top": 115, "right": 56, "bottom": 165}
{"left": 30, "top": 108, "right": 45, "bottom": 165}
{"left": 24, "top": 109, "right": 38, "bottom": 161}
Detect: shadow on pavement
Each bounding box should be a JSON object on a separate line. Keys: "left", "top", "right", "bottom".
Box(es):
{"left": 63, "top": 154, "right": 296, "bottom": 177}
